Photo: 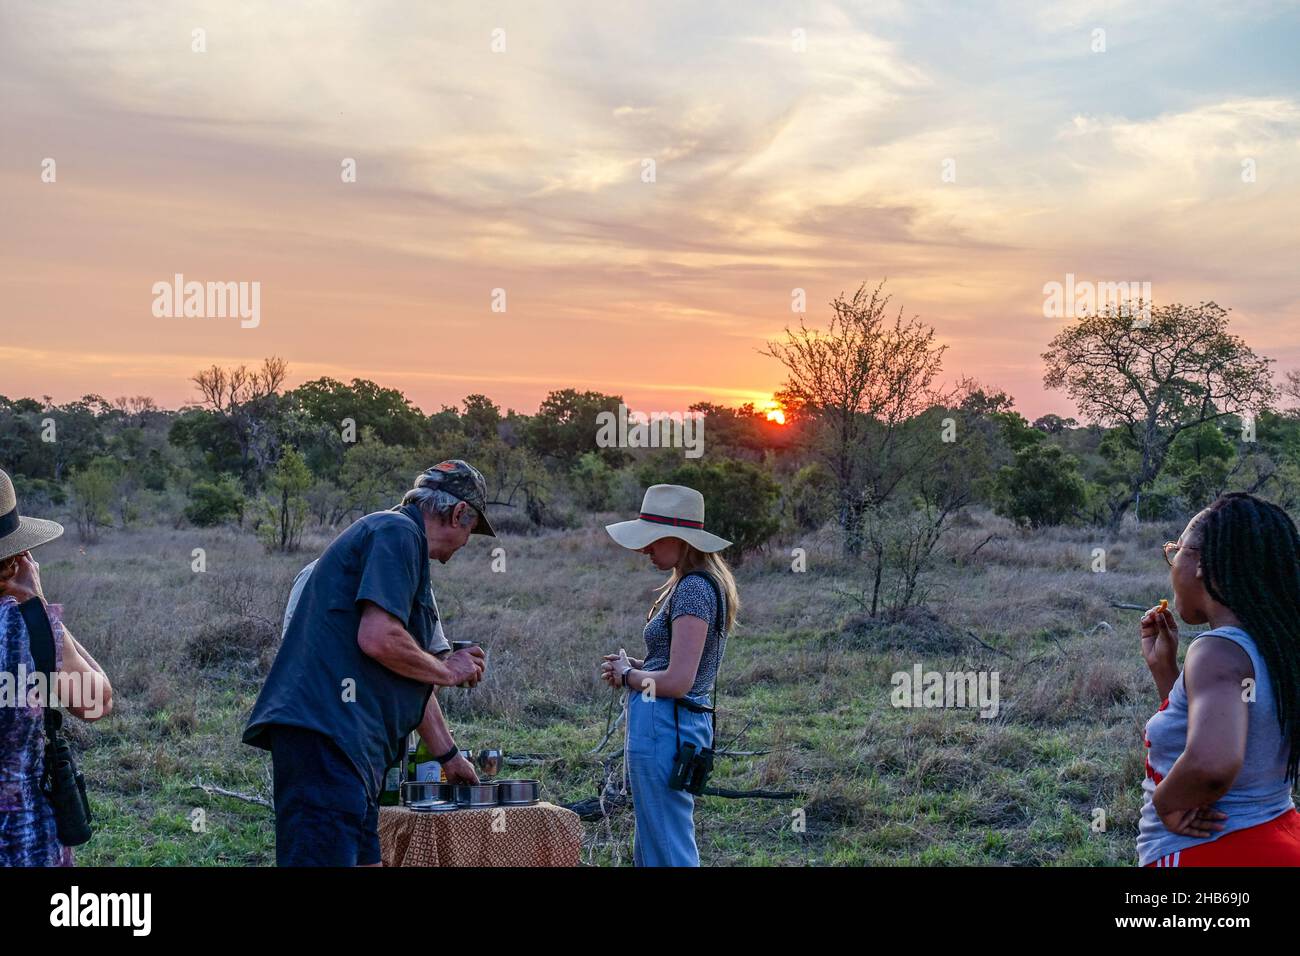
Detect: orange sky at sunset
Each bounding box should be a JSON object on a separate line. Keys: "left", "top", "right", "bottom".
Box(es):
{"left": 3, "top": 2, "right": 1298, "bottom": 420}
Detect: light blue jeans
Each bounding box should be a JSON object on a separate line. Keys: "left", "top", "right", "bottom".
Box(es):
{"left": 626, "top": 692, "right": 713, "bottom": 867}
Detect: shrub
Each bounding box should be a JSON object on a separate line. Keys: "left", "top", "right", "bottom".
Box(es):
{"left": 785, "top": 462, "right": 836, "bottom": 532}
{"left": 644, "top": 457, "right": 781, "bottom": 563}
{"left": 187, "top": 615, "right": 279, "bottom": 671}
{"left": 69, "top": 457, "right": 119, "bottom": 542}
{"left": 258, "top": 448, "right": 312, "bottom": 552}
{"left": 569, "top": 452, "right": 619, "bottom": 511}
{"left": 12, "top": 476, "right": 66, "bottom": 508}
{"left": 184, "top": 475, "right": 245, "bottom": 527}
{"left": 484, "top": 507, "right": 536, "bottom": 536}
{"left": 993, "top": 443, "right": 1086, "bottom": 528}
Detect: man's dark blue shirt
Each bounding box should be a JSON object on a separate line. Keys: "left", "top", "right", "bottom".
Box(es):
{"left": 243, "top": 504, "right": 439, "bottom": 798}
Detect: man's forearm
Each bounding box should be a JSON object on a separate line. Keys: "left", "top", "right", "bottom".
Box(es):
{"left": 417, "top": 692, "right": 456, "bottom": 754}
{"left": 362, "top": 625, "right": 453, "bottom": 685}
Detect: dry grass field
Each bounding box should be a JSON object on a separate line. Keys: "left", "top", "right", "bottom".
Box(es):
{"left": 36, "top": 508, "right": 1225, "bottom": 866}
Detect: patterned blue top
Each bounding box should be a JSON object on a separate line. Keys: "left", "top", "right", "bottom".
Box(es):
{"left": 0, "top": 596, "right": 71, "bottom": 866}
{"left": 641, "top": 574, "right": 729, "bottom": 707}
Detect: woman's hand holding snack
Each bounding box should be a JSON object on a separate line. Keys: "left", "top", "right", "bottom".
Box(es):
{"left": 1141, "top": 599, "right": 1180, "bottom": 697}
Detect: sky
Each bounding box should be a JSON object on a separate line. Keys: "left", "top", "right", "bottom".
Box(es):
{"left": 2, "top": 0, "right": 1298, "bottom": 420}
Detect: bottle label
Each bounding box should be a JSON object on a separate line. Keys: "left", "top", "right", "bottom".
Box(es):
{"left": 413, "top": 761, "right": 442, "bottom": 782}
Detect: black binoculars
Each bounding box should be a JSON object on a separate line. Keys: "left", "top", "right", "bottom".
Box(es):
{"left": 44, "top": 727, "right": 94, "bottom": 847}
{"left": 668, "top": 742, "right": 715, "bottom": 795}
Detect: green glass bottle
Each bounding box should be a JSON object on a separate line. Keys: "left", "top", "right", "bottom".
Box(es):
{"left": 379, "top": 761, "right": 402, "bottom": 806}
{"left": 380, "top": 733, "right": 416, "bottom": 806}
{"left": 409, "top": 734, "right": 445, "bottom": 783}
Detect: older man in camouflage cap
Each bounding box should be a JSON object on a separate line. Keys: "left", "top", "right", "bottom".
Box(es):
{"left": 244, "top": 460, "right": 494, "bottom": 866}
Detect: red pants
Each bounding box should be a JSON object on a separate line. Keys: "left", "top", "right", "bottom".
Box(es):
{"left": 1145, "top": 808, "right": 1300, "bottom": 866}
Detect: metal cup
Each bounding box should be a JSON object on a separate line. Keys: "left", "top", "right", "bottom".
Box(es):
{"left": 475, "top": 748, "right": 504, "bottom": 779}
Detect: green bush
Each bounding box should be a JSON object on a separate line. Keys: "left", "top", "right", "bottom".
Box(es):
{"left": 69, "top": 457, "right": 120, "bottom": 542}
{"left": 785, "top": 462, "right": 836, "bottom": 532}
{"left": 1164, "top": 423, "right": 1235, "bottom": 510}
{"left": 258, "top": 448, "right": 312, "bottom": 552}
{"left": 184, "top": 476, "right": 246, "bottom": 527}
{"left": 993, "top": 443, "right": 1087, "bottom": 528}
{"left": 1131, "top": 482, "right": 1184, "bottom": 523}
{"left": 570, "top": 452, "right": 619, "bottom": 511}
{"left": 12, "top": 476, "right": 66, "bottom": 508}
{"left": 644, "top": 457, "right": 780, "bottom": 563}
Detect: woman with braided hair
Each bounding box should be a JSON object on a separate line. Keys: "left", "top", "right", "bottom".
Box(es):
{"left": 1138, "top": 492, "right": 1300, "bottom": 866}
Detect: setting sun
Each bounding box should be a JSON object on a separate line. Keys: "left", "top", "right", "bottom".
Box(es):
{"left": 764, "top": 401, "right": 786, "bottom": 425}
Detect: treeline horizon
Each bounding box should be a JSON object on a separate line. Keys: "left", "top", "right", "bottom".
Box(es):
{"left": 4, "top": 283, "right": 1298, "bottom": 620}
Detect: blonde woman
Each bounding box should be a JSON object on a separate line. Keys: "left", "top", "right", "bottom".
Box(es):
{"left": 600, "top": 484, "right": 739, "bottom": 866}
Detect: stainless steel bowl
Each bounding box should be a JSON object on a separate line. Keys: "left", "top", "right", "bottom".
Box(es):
{"left": 496, "top": 779, "right": 540, "bottom": 806}
{"left": 401, "top": 780, "right": 454, "bottom": 805}
{"left": 475, "top": 748, "right": 504, "bottom": 779}
{"left": 408, "top": 799, "right": 458, "bottom": 813}
{"left": 454, "top": 782, "right": 499, "bottom": 808}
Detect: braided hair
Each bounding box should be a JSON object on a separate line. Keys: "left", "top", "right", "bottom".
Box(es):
{"left": 1196, "top": 493, "right": 1300, "bottom": 784}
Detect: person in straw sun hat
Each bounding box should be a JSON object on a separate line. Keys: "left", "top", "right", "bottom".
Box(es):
{"left": 599, "top": 484, "right": 740, "bottom": 866}
{"left": 0, "top": 468, "right": 114, "bottom": 866}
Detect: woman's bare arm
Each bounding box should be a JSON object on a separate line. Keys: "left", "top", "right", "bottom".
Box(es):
{"left": 56, "top": 624, "right": 113, "bottom": 722}
{"left": 1153, "top": 637, "right": 1252, "bottom": 817}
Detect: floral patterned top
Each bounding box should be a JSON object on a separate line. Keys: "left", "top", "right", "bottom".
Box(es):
{"left": 0, "top": 596, "right": 72, "bottom": 866}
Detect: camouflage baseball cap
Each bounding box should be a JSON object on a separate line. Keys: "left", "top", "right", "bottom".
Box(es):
{"left": 417, "top": 460, "right": 496, "bottom": 536}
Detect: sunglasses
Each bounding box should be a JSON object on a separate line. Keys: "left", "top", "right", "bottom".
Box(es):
{"left": 1162, "top": 542, "right": 1199, "bottom": 567}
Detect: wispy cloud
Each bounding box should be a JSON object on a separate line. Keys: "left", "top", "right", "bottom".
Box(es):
{"left": 1, "top": 0, "right": 1297, "bottom": 416}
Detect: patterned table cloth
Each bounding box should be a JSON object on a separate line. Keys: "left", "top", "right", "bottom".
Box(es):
{"left": 379, "top": 802, "right": 583, "bottom": 867}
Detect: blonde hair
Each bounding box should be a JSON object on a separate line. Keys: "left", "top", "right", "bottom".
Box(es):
{"left": 649, "top": 543, "right": 739, "bottom": 634}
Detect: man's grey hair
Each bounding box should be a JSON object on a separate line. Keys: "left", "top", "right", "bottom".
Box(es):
{"left": 402, "top": 485, "right": 475, "bottom": 527}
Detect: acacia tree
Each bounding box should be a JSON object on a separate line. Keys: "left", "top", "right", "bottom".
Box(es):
{"left": 189, "top": 357, "right": 290, "bottom": 483}
{"left": 763, "top": 281, "right": 950, "bottom": 557}
{"left": 192, "top": 357, "right": 287, "bottom": 412}
{"left": 1043, "top": 301, "right": 1274, "bottom": 526}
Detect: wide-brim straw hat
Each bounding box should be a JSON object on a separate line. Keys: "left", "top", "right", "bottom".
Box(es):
{"left": 0, "top": 469, "right": 64, "bottom": 562}
{"left": 606, "top": 484, "right": 731, "bottom": 553}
